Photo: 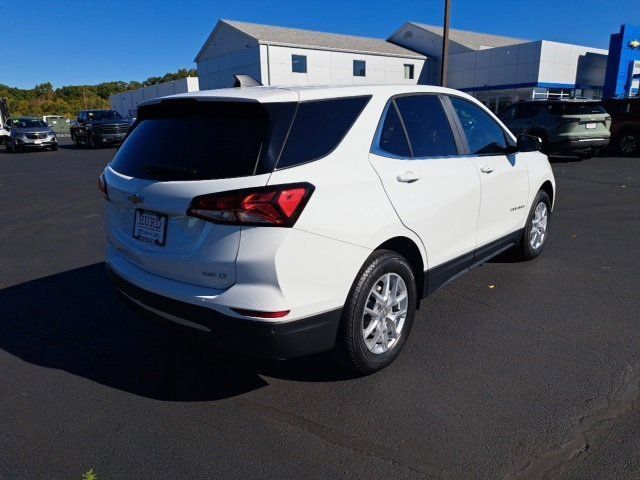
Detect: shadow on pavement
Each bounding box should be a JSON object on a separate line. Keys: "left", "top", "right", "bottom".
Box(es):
{"left": 58, "top": 143, "right": 118, "bottom": 150}
{"left": 0, "top": 263, "right": 352, "bottom": 401}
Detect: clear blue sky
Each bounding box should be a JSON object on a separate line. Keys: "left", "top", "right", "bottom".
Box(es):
{"left": 1, "top": 0, "right": 638, "bottom": 89}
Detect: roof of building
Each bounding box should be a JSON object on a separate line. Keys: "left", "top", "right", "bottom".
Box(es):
{"left": 399, "top": 22, "right": 528, "bottom": 50}
{"left": 195, "top": 20, "right": 426, "bottom": 61}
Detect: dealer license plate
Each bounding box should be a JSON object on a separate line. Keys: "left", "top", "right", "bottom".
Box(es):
{"left": 132, "top": 209, "right": 168, "bottom": 246}
{"left": 33, "top": 139, "right": 42, "bottom": 144}
{"left": 585, "top": 123, "right": 597, "bottom": 129}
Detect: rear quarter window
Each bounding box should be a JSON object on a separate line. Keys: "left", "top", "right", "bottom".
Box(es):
{"left": 276, "top": 96, "right": 371, "bottom": 169}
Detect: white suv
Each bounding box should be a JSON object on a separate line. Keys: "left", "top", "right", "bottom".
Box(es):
{"left": 101, "top": 85, "right": 555, "bottom": 374}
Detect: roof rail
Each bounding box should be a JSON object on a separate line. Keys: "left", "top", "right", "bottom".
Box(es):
{"left": 233, "top": 75, "right": 262, "bottom": 88}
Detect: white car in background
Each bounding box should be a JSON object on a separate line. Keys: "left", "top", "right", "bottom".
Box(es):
{"left": 101, "top": 84, "right": 555, "bottom": 374}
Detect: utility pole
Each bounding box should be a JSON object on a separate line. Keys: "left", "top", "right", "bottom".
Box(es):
{"left": 440, "top": 0, "right": 451, "bottom": 87}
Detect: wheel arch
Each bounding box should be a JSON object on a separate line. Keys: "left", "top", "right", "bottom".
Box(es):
{"left": 540, "top": 180, "right": 554, "bottom": 208}
{"left": 375, "top": 236, "right": 425, "bottom": 307}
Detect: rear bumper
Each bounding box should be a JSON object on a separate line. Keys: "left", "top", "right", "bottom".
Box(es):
{"left": 16, "top": 140, "right": 57, "bottom": 148}
{"left": 106, "top": 266, "right": 342, "bottom": 359}
{"left": 551, "top": 137, "right": 609, "bottom": 152}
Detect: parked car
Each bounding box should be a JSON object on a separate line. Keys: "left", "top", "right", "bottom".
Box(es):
{"left": 5, "top": 117, "right": 57, "bottom": 152}
{"left": 602, "top": 96, "right": 640, "bottom": 155}
{"left": 101, "top": 85, "right": 555, "bottom": 374}
{"left": 499, "top": 100, "right": 611, "bottom": 157}
{"left": 70, "top": 109, "right": 130, "bottom": 148}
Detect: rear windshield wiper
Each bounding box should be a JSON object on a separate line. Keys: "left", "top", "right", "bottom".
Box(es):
{"left": 141, "top": 164, "right": 199, "bottom": 179}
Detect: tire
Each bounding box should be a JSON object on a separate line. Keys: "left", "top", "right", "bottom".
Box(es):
{"left": 617, "top": 130, "right": 639, "bottom": 156}
{"left": 580, "top": 150, "right": 593, "bottom": 160}
{"left": 336, "top": 250, "right": 417, "bottom": 375}
{"left": 5, "top": 139, "right": 13, "bottom": 152}
{"left": 515, "top": 190, "right": 552, "bottom": 261}
{"left": 50, "top": 144, "right": 58, "bottom": 151}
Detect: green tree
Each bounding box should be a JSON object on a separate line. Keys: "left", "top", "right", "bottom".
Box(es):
{"left": 0, "top": 68, "right": 196, "bottom": 118}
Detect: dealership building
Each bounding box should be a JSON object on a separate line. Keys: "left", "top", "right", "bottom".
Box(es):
{"left": 193, "top": 20, "right": 612, "bottom": 112}
{"left": 111, "top": 20, "right": 640, "bottom": 117}
{"left": 195, "top": 20, "right": 426, "bottom": 90}
{"left": 390, "top": 23, "right": 608, "bottom": 112}
{"left": 109, "top": 76, "right": 199, "bottom": 118}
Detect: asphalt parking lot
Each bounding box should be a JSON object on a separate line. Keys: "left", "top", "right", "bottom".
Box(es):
{"left": 0, "top": 140, "right": 638, "bottom": 479}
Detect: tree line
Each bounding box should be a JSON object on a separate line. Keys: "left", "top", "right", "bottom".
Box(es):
{"left": 0, "top": 68, "right": 197, "bottom": 119}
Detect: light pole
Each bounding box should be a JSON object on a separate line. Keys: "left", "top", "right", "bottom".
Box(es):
{"left": 440, "top": 0, "right": 451, "bottom": 87}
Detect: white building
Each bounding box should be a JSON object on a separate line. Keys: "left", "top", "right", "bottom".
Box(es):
{"left": 195, "top": 20, "right": 426, "bottom": 90}
{"left": 110, "top": 77, "right": 200, "bottom": 117}
{"left": 389, "top": 23, "right": 608, "bottom": 112}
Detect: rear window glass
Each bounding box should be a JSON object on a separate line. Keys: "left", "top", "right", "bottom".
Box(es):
{"left": 499, "top": 103, "right": 540, "bottom": 120}
{"left": 276, "top": 96, "right": 371, "bottom": 169}
{"left": 547, "top": 103, "right": 606, "bottom": 115}
{"left": 110, "top": 101, "right": 295, "bottom": 181}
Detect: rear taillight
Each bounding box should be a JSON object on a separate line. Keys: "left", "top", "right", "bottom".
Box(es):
{"left": 98, "top": 172, "right": 109, "bottom": 200}
{"left": 188, "top": 183, "right": 314, "bottom": 227}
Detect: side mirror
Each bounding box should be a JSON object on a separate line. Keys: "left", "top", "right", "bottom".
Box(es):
{"left": 517, "top": 134, "right": 542, "bottom": 152}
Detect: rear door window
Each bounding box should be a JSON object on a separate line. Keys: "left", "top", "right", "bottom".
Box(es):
{"left": 394, "top": 95, "right": 458, "bottom": 157}
{"left": 276, "top": 96, "right": 371, "bottom": 169}
{"left": 450, "top": 97, "right": 509, "bottom": 155}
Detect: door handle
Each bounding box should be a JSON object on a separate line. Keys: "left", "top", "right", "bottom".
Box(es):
{"left": 480, "top": 165, "right": 494, "bottom": 174}
{"left": 396, "top": 171, "right": 420, "bottom": 183}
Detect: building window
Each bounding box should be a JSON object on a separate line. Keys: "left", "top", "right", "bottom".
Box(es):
{"left": 353, "top": 60, "right": 366, "bottom": 77}
{"left": 292, "top": 55, "right": 307, "bottom": 74}
{"left": 404, "top": 64, "right": 414, "bottom": 80}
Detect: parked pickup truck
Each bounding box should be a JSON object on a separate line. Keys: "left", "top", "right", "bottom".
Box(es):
{"left": 70, "top": 110, "right": 130, "bottom": 148}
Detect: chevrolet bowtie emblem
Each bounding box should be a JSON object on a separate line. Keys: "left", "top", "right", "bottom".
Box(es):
{"left": 127, "top": 193, "right": 144, "bottom": 205}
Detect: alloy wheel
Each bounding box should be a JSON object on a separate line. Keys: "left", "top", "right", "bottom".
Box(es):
{"left": 362, "top": 272, "right": 408, "bottom": 354}
{"left": 530, "top": 202, "right": 548, "bottom": 250}
{"left": 620, "top": 134, "right": 638, "bottom": 154}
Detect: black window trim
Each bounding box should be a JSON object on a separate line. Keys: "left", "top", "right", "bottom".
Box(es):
{"left": 444, "top": 94, "right": 516, "bottom": 156}
{"left": 371, "top": 92, "right": 465, "bottom": 160}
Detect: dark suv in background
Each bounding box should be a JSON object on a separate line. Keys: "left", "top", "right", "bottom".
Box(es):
{"left": 70, "top": 110, "right": 130, "bottom": 148}
{"left": 602, "top": 97, "right": 640, "bottom": 155}
{"left": 499, "top": 100, "right": 610, "bottom": 158}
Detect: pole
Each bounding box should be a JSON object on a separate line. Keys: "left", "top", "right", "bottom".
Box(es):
{"left": 440, "top": 0, "right": 451, "bottom": 87}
